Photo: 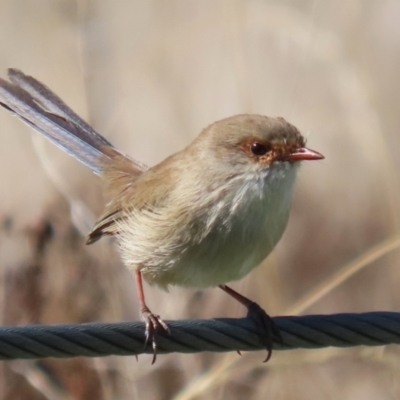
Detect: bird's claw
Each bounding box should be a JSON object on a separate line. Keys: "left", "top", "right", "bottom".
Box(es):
{"left": 141, "top": 310, "right": 170, "bottom": 364}
{"left": 246, "top": 302, "right": 281, "bottom": 362}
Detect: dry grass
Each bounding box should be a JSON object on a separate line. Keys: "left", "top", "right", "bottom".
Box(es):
{"left": 0, "top": 1, "right": 400, "bottom": 399}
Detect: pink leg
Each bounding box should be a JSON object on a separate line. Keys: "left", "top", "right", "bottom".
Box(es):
{"left": 135, "top": 271, "right": 169, "bottom": 364}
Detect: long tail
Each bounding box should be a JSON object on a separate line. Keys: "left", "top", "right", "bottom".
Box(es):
{"left": 0, "top": 69, "right": 147, "bottom": 175}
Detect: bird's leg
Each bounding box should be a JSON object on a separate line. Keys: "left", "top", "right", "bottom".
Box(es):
{"left": 135, "top": 271, "right": 169, "bottom": 364}
{"left": 218, "top": 284, "right": 281, "bottom": 362}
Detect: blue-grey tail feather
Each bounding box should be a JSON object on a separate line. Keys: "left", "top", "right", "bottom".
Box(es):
{"left": 8, "top": 69, "right": 113, "bottom": 148}
{"left": 0, "top": 69, "right": 147, "bottom": 175}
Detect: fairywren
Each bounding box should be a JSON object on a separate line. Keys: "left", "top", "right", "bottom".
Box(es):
{"left": 0, "top": 69, "right": 323, "bottom": 363}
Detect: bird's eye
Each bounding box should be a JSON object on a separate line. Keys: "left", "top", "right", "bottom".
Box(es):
{"left": 250, "top": 142, "right": 270, "bottom": 156}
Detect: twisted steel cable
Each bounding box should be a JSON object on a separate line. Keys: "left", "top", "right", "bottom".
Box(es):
{"left": 0, "top": 312, "right": 399, "bottom": 360}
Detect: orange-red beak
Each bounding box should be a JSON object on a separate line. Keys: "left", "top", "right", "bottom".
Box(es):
{"left": 286, "top": 147, "right": 324, "bottom": 162}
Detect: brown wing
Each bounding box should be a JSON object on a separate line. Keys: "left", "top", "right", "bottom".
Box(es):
{"left": 86, "top": 206, "right": 127, "bottom": 244}
{"left": 86, "top": 148, "right": 146, "bottom": 244}
{"left": 86, "top": 152, "right": 180, "bottom": 244}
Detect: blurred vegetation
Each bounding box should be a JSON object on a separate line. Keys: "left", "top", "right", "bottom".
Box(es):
{"left": 0, "top": 1, "right": 400, "bottom": 399}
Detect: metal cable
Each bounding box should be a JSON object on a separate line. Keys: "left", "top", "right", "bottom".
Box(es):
{"left": 0, "top": 312, "right": 399, "bottom": 360}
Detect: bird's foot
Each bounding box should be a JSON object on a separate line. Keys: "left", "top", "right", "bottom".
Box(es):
{"left": 141, "top": 307, "right": 170, "bottom": 364}
{"left": 246, "top": 302, "right": 281, "bottom": 362}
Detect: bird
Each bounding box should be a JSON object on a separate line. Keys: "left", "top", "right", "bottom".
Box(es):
{"left": 0, "top": 69, "right": 324, "bottom": 363}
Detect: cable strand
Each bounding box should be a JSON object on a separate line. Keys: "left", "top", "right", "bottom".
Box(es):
{"left": 0, "top": 312, "right": 399, "bottom": 360}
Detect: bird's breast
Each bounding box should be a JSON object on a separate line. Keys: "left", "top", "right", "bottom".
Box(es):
{"left": 143, "top": 163, "right": 299, "bottom": 289}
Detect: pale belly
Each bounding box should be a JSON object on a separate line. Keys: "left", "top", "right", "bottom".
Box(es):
{"left": 143, "top": 164, "right": 298, "bottom": 289}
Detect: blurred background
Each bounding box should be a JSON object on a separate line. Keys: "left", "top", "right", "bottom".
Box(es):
{"left": 0, "top": 0, "right": 399, "bottom": 399}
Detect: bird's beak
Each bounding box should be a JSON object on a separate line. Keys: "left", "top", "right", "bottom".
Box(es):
{"left": 286, "top": 147, "right": 324, "bottom": 162}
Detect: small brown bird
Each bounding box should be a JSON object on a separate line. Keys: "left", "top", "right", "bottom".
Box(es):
{"left": 0, "top": 69, "right": 323, "bottom": 363}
